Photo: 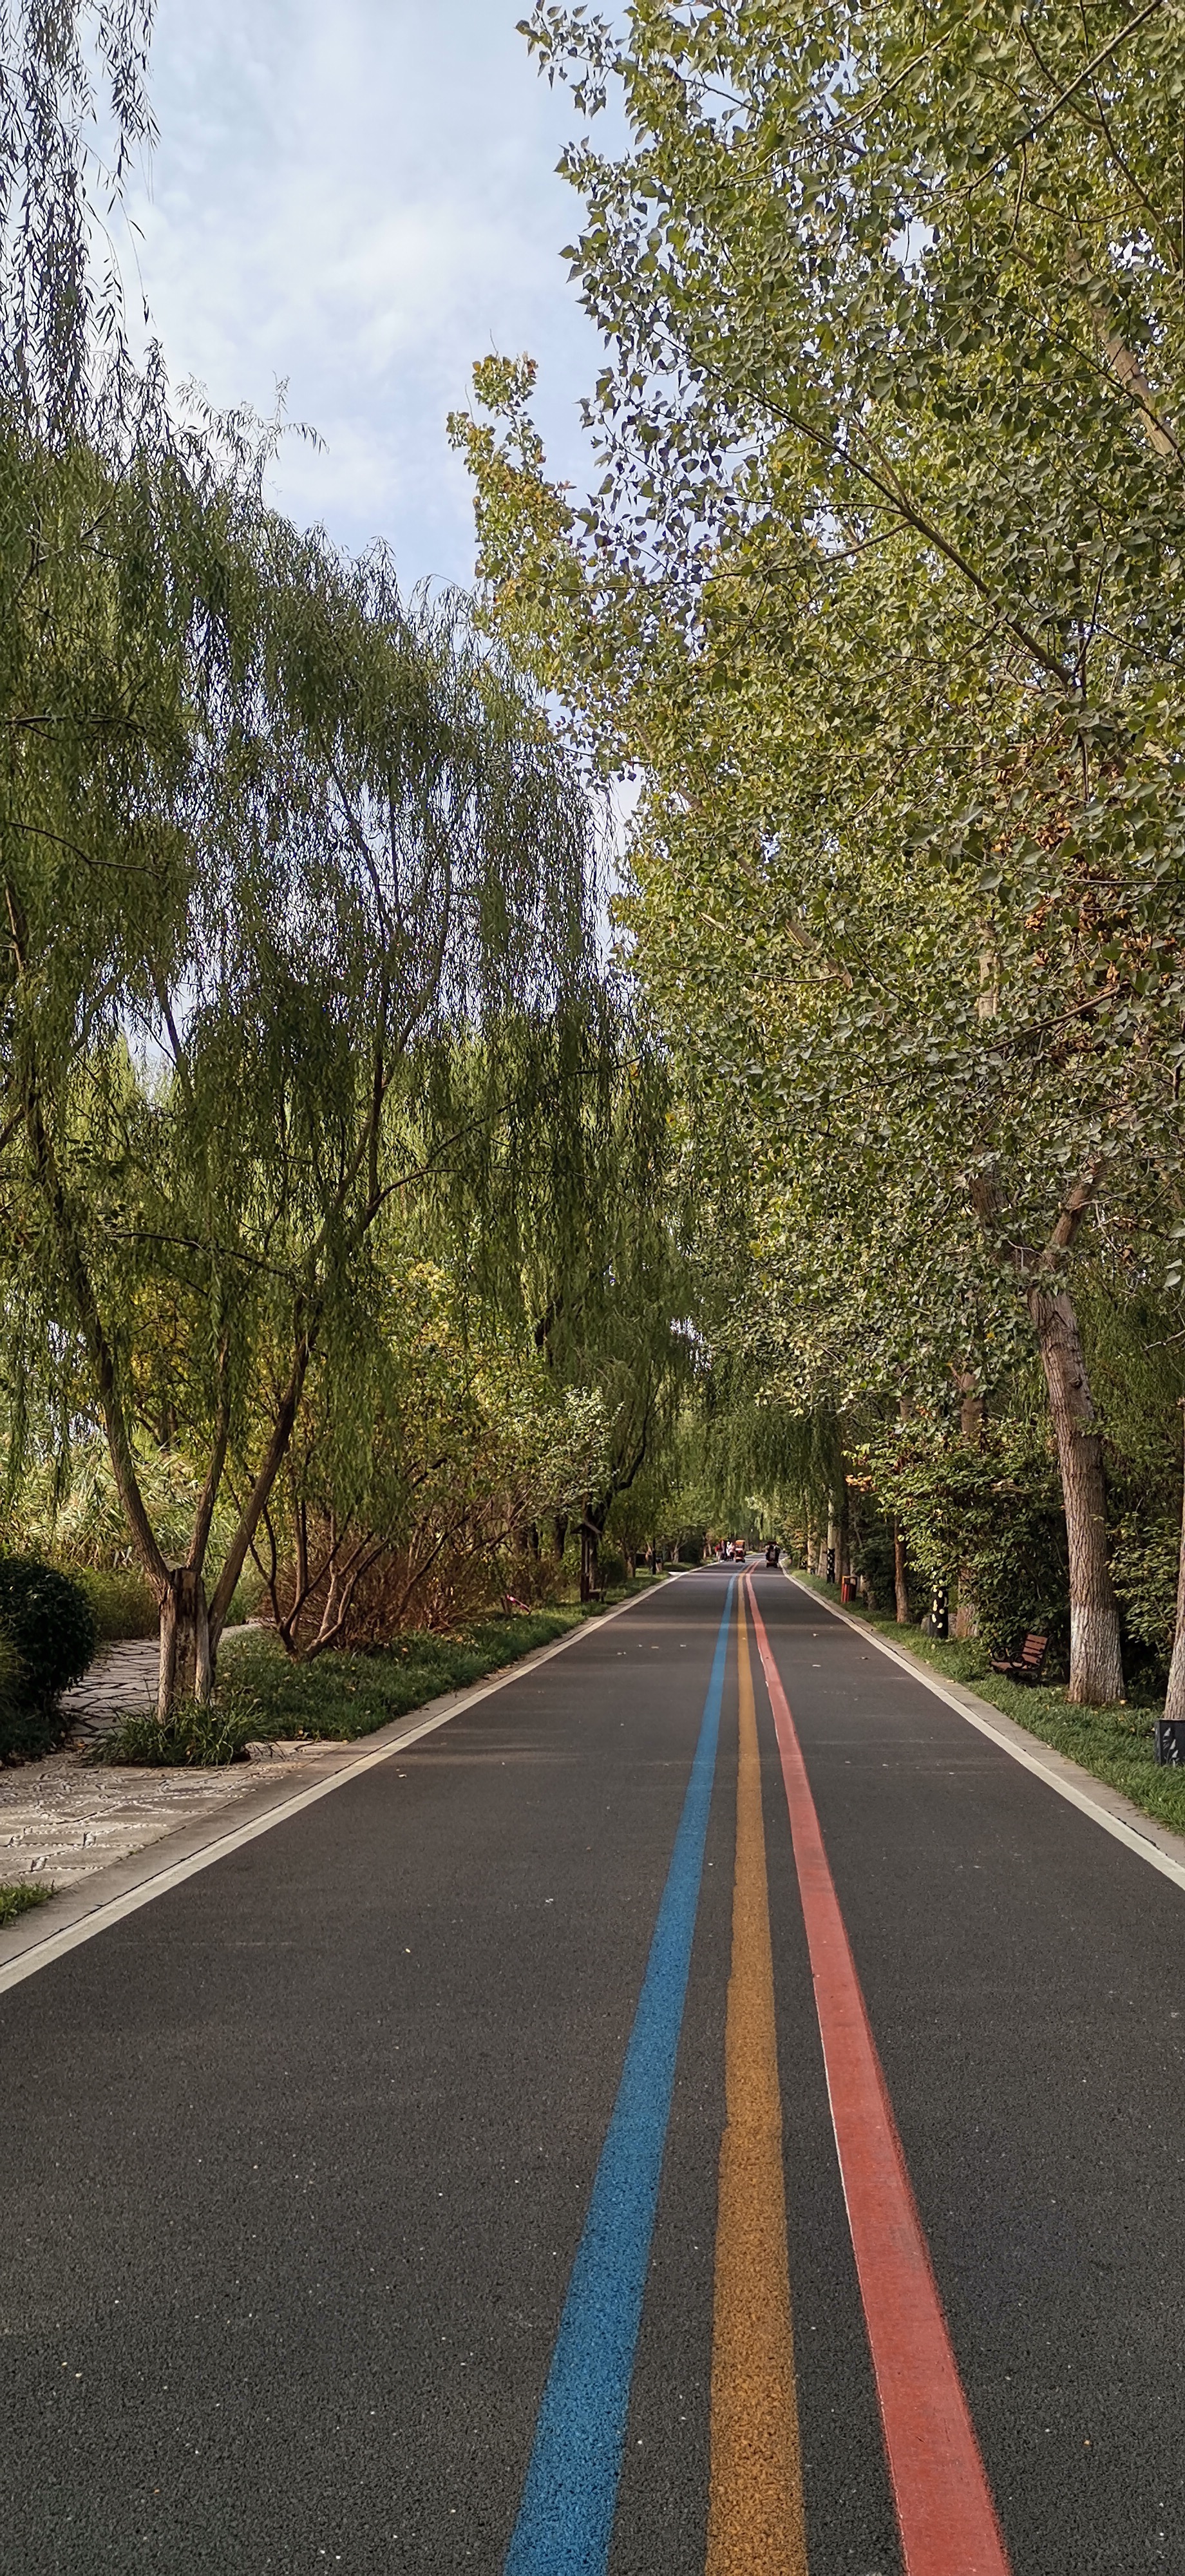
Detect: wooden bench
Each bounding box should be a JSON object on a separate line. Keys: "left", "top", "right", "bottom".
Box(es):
{"left": 990, "top": 1631, "right": 1048, "bottom": 1684}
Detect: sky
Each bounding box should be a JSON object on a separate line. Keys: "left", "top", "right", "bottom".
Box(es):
{"left": 122, "top": 0, "right": 609, "bottom": 584}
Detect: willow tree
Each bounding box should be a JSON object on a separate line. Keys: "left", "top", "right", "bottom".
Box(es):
{"left": 451, "top": 0, "right": 1185, "bottom": 1702}
{"left": 496, "top": 1036, "right": 697, "bottom": 1596}
{"left": 2, "top": 518, "right": 603, "bottom": 1710}
{"left": 0, "top": 0, "right": 158, "bottom": 440}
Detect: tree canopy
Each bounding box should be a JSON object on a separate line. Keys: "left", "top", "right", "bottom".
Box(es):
{"left": 450, "top": 0, "right": 1185, "bottom": 1702}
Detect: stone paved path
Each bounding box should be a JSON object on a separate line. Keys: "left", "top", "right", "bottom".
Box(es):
{"left": 1, "top": 1626, "right": 296, "bottom": 1895}
{"left": 57, "top": 1624, "right": 256, "bottom": 1743}
{"left": 0, "top": 1749, "right": 289, "bottom": 1893}
{"left": 57, "top": 1636, "right": 158, "bottom": 1742}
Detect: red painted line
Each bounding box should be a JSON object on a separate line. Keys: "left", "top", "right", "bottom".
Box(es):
{"left": 745, "top": 1578, "right": 1012, "bottom": 2576}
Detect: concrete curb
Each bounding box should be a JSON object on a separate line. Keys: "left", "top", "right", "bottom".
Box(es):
{"left": 0, "top": 1579, "right": 687, "bottom": 1996}
{"left": 783, "top": 1573, "right": 1185, "bottom": 1898}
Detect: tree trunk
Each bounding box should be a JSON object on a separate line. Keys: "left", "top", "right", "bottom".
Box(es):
{"left": 1029, "top": 1283, "right": 1123, "bottom": 1705}
{"left": 318, "top": 1555, "right": 349, "bottom": 1649}
{"left": 953, "top": 1587, "right": 979, "bottom": 1642}
{"left": 553, "top": 1513, "right": 568, "bottom": 1563}
{"left": 158, "top": 1567, "right": 213, "bottom": 1719}
{"left": 893, "top": 1518, "right": 910, "bottom": 1625}
{"left": 958, "top": 1382, "right": 985, "bottom": 1444}
{"left": 1162, "top": 1407, "right": 1185, "bottom": 1727}
{"left": 949, "top": 1375, "right": 985, "bottom": 1634}
{"left": 580, "top": 1517, "right": 600, "bottom": 1602}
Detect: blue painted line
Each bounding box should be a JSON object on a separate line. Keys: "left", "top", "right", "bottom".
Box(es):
{"left": 504, "top": 1578, "right": 735, "bottom": 2576}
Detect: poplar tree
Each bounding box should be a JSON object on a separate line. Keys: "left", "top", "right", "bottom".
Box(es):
{"left": 453, "top": 0, "right": 1185, "bottom": 1702}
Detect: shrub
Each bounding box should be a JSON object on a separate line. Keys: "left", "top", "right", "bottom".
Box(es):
{"left": 1110, "top": 1517, "right": 1179, "bottom": 1694}
{"left": 0, "top": 1556, "right": 98, "bottom": 1703}
{"left": 1110, "top": 1519, "right": 1177, "bottom": 1658}
{"left": 860, "top": 1432, "right": 1069, "bottom": 1665}
{"left": 0, "top": 1557, "right": 98, "bottom": 1757}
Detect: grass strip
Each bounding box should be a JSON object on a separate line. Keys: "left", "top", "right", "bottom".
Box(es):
{"left": 793, "top": 1571, "right": 1185, "bottom": 1840}
{"left": 99, "top": 1583, "right": 662, "bottom": 1768}
{"left": 0, "top": 1879, "right": 54, "bottom": 1925}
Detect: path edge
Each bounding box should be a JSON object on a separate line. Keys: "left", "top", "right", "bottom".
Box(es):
{"left": 782, "top": 1573, "right": 1185, "bottom": 1899}
{"left": 0, "top": 1578, "right": 689, "bottom": 1996}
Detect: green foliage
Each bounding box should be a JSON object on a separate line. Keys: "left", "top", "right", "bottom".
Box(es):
{"left": 71, "top": 1567, "right": 160, "bottom": 1641}
{"left": 1079, "top": 1276, "right": 1185, "bottom": 1520}
{"left": 0, "top": 0, "right": 157, "bottom": 440}
{"left": 860, "top": 1425, "right": 1068, "bottom": 1660}
{"left": 8, "top": 1442, "right": 237, "bottom": 1575}
{"left": 450, "top": 0, "right": 1185, "bottom": 1700}
{"left": 0, "top": 1, "right": 679, "bottom": 1727}
{"left": 1110, "top": 1522, "right": 1179, "bottom": 1665}
{"left": 245, "top": 1249, "right": 616, "bottom": 1651}
{"left": 0, "top": 1558, "right": 95, "bottom": 1759}
{"left": 0, "top": 1555, "right": 97, "bottom": 1703}
{"left": 853, "top": 1524, "right": 925, "bottom": 1622}
{"left": 1, "top": 486, "right": 611, "bottom": 1703}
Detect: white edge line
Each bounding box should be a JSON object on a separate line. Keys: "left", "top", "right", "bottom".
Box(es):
{"left": 0, "top": 1578, "right": 690, "bottom": 1999}
{"left": 783, "top": 1572, "right": 1185, "bottom": 1900}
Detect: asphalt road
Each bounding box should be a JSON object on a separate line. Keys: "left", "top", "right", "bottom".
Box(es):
{"left": 2, "top": 1568, "right": 1183, "bottom": 2573}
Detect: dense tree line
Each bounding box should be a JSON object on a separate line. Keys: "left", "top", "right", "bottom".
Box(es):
{"left": 0, "top": 0, "right": 700, "bottom": 1728}
{"left": 453, "top": 0, "right": 1185, "bottom": 1707}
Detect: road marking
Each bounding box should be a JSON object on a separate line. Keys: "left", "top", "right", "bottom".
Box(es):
{"left": 707, "top": 1587, "right": 807, "bottom": 2576}
{"left": 783, "top": 1574, "right": 1185, "bottom": 1899}
{"left": 746, "top": 1580, "right": 1011, "bottom": 2576}
{"left": 0, "top": 1582, "right": 688, "bottom": 1999}
{"left": 504, "top": 1580, "right": 736, "bottom": 2576}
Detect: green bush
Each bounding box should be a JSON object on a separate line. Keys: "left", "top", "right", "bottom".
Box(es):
{"left": 860, "top": 1432, "right": 1069, "bottom": 1666}
{"left": 0, "top": 1556, "right": 98, "bottom": 1702}
{"left": 0, "top": 1556, "right": 98, "bottom": 1759}
{"left": 1110, "top": 1518, "right": 1178, "bottom": 1690}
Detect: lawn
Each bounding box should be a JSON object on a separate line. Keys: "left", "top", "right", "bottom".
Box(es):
{"left": 100, "top": 1581, "right": 663, "bottom": 1766}
{"left": 791, "top": 1571, "right": 1185, "bottom": 1839}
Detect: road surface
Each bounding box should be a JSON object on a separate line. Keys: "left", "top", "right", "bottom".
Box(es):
{"left": 2, "top": 1567, "right": 1182, "bottom": 2572}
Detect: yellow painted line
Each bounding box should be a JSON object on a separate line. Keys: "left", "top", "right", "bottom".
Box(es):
{"left": 706, "top": 1587, "right": 808, "bottom": 2576}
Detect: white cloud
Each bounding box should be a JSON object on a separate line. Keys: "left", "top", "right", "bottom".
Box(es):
{"left": 122, "top": 0, "right": 607, "bottom": 578}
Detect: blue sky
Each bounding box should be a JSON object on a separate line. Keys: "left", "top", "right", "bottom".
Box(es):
{"left": 123, "top": 1, "right": 607, "bottom": 583}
